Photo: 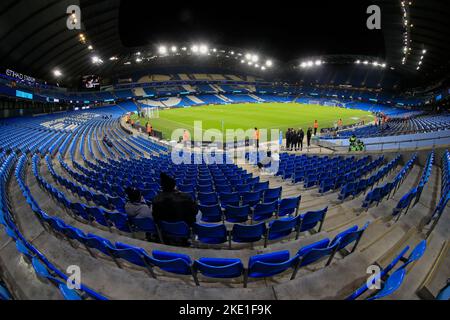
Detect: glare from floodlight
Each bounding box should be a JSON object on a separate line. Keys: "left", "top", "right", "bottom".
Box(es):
{"left": 315, "top": 60, "right": 322, "bottom": 66}
{"left": 248, "top": 61, "right": 253, "bottom": 65}
{"left": 230, "top": 51, "right": 234, "bottom": 55}
{"left": 307, "top": 61, "right": 313, "bottom": 67}
{"left": 252, "top": 55, "right": 259, "bottom": 62}
{"left": 171, "top": 46, "right": 177, "bottom": 53}
{"left": 136, "top": 58, "right": 142, "bottom": 63}
{"left": 181, "top": 47, "right": 187, "bottom": 51}
{"left": 241, "top": 60, "right": 245, "bottom": 63}
{"left": 245, "top": 53, "right": 252, "bottom": 60}
{"left": 261, "top": 66, "right": 266, "bottom": 70}
{"left": 53, "top": 69, "right": 62, "bottom": 77}
{"left": 300, "top": 62, "right": 307, "bottom": 68}
{"left": 266, "top": 60, "right": 273, "bottom": 67}
{"left": 92, "top": 56, "right": 103, "bottom": 65}
{"left": 363, "top": 60, "right": 369, "bottom": 65}
{"left": 422, "top": 49, "right": 427, "bottom": 54}
{"left": 255, "top": 64, "right": 259, "bottom": 68}
{"left": 158, "top": 46, "right": 167, "bottom": 55}
{"left": 199, "top": 45, "right": 208, "bottom": 54}
{"left": 88, "top": 45, "right": 93, "bottom": 50}
{"left": 373, "top": 61, "right": 379, "bottom": 66}
{"left": 191, "top": 45, "right": 199, "bottom": 53}
{"left": 355, "top": 60, "right": 361, "bottom": 64}
{"left": 381, "top": 63, "right": 386, "bottom": 68}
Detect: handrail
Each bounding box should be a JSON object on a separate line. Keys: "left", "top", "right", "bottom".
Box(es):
{"left": 318, "top": 131, "right": 450, "bottom": 153}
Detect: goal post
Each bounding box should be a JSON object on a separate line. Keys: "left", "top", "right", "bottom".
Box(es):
{"left": 142, "top": 106, "right": 160, "bottom": 119}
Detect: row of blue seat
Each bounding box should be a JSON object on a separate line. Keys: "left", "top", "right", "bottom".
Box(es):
{"left": 339, "top": 155, "right": 401, "bottom": 201}
{"left": 346, "top": 240, "right": 427, "bottom": 300}
{"left": 363, "top": 154, "right": 417, "bottom": 209}
{"left": 1, "top": 153, "right": 105, "bottom": 300}
{"left": 392, "top": 152, "right": 434, "bottom": 221}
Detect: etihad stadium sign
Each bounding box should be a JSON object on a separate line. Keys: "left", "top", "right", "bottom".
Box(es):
{"left": 5, "top": 69, "right": 36, "bottom": 83}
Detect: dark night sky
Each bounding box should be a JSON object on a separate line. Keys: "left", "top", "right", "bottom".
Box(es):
{"left": 119, "top": 0, "right": 385, "bottom": 62}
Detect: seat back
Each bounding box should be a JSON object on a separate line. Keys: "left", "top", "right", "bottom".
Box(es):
{"left": 278, "top": 196, "right": 301, "bottom": 217}
{"left": 225, "top": 205, "right": 250, "bottom": 223}
{"left": 198, "top": 204, "right": 223, "bottom": 223}
{"left": 194, "top": 258, "right": 244, "bottom": 279}
{"left": 193, "top": 223, "right": 228, "bottom": 244}
{"left": 159, "top": 221, "right": 191, "bottom": 239}
{"left": 231, "top": 223, "right": 266, "bottom": 243}
{"left": 268, "top": 216, "right": 299, "bottom": 240}
{"left": 248, "top": 251, "right": 296, "bottom": 278}
{"left": 149, "top": 250, "right": 193, "bottom": 275}
{"left": 253, "top": 201, "right": 277, "bottom": 221}
{"left": 367, "top": 268, "right": 406, "bottom": 300}
{"left": 299, "top": 207, "right": 328, "bottom": 232}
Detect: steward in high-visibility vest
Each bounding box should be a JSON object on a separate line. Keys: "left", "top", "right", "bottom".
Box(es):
{"left": 313, "top": 120, "right": 319, "bottom": 136}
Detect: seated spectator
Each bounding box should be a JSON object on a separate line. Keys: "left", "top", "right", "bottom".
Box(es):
{"left": 124, "top": 187, "right": 153, "bottom": 219}
{"left": 152, "top": 173, "right": 198, "bottom": 226}
{"left": 103, "top": 135, "right": 113, "bottom": 148}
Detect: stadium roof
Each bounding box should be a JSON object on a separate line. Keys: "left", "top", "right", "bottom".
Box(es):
{"left": 0, "top": 0, "right": 448, "bottom": 88}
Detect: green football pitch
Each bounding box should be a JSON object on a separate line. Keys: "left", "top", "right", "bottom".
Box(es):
{"left": 131, "top": 103, "right": 373, "bottom": 141}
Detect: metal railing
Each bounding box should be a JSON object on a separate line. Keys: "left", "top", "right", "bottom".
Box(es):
{"left": 318, "top": 132, "right": 450, "bottom": 154}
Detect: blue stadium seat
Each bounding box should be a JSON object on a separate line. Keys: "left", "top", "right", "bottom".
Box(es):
{"left": 193, "top": 223, "right": 228, "bottom": 244}
{"left": 245, "top": 251, "right": 298, "bottom": 287}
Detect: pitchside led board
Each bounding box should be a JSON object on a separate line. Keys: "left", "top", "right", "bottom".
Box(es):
{"left": 80, "top": 75, "right": 101, "bottom": 91}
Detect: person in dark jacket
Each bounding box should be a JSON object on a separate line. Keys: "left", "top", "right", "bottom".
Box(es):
{"left": 306, "top": 128, "right": 313, "bottom": 148}
{"left": 152, "top": 173, "right": 198, "bottom": 227}
{"left": 286, "top": 128, "right": 291, "bottom": 151}
{"left": 299, "top": 129, "right": 305, "bottom": 151}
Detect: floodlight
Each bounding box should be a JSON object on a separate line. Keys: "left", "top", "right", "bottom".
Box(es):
{"left": 53, "top": 69, "right": 62, "bottom": 77}
{"left": 261, "top": 66, "right": 266, "bottom": 70}
{"left": 92, "top": 56, "right": 102, "bottom": 64}
{"left": 254, "top": 64, "right": 259, "bottom": 68}
{"left": 245, "top": 53, "right": 252, "bottom": 60}
{"left": 158, "top": 46, "right": 167, "bottom": 55}
{"left": 252, "top": 55, "right": 259, "bottom": 62}
{"left": 307, "top": 61, "right": 313, "bottom": 67}
{"left": 181, "top": 47, "right": 187, "bottom": 51}
{"left": 266, "top": 60, "right": 273, "bottom": 67}
{"left": 136, "top": 58, "right": 142, "bottom": 63}
{"left": 241, "top": 60, "right": 245, "bottom": 63}
{"left": 88, "top": 45, "right": 93, "bottom": 50}
{"left": 355, "top": 60, "right": 361, "bottom": 64}
{"left": 422, "top": 49, "right": 427, "bottom": 54}
{"left": 315, "top": 60, "right": 322, "bottom": 66}
{"left": 300, "top": 62, "right": 307, "bottom": 68}
{"left": 191, "top": 45, "right": 199, "bottom": 53}
{"left": 363, "top": 60, "right": 369, "bottom": 65}
{"left": 199, "top": 45, "right": 208, "bottom": 54}
{"left": 248, "top": 61, "right": 253, "bottom": 65}
{"left": 171, "top": 46, "right": 177, "bottom": 53}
